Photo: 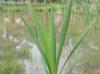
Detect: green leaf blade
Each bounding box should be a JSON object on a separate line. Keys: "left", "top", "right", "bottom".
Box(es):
{"left": 60, "top": 17, "right": 97, "bottom": 73}
{"left": 57, "top": 0, "right": 72, "bottom": 66}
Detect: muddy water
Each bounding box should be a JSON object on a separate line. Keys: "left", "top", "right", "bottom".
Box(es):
{"left": 1, "top": 29, "right": 100, "bottom": 74}
{"left": 0, "top": 11, "right": 100, "bottom": 74}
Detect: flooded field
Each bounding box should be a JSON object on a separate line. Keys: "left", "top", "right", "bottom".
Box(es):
{"left": 0, "top": 10, "right": 100, "bottom": 74}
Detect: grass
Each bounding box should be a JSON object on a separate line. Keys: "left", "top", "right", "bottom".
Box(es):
{"left": 20, "top": 0, "right": 97, "bottom": 74}
{"left": 0, "top": 38, "right": 22, "bottom": 74}
{"left": 0, "top": 60, "right": 22, "bottom": 74}
{"left": 0, "top": 35, "right": 31, "bottom": 74}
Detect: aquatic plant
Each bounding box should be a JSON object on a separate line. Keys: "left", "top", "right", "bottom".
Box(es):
{"left": 21, "top": 0, "right": 97, "bottom": 74}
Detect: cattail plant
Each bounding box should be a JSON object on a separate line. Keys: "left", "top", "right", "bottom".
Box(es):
{"left": 21, "top": 0, "right": 97, "bottom": 74}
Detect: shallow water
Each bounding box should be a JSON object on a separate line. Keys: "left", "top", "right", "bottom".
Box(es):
{"left": 0, "top": 12, "right": 100, "bottom": 74}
